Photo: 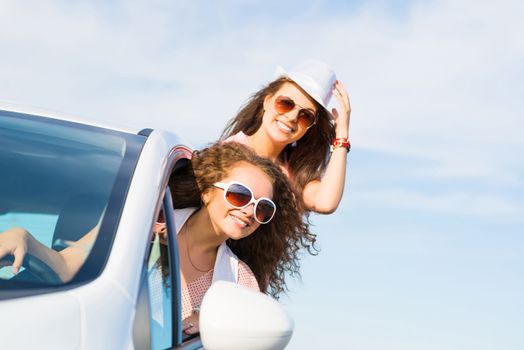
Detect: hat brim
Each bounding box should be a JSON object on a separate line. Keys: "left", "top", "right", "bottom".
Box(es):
{"left": 275, "top": 66, "right": 333, "bottom": 118}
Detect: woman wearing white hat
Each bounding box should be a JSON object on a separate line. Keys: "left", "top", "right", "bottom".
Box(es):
{"left": 221, "top": 60, "right": 351, "bottom": 214}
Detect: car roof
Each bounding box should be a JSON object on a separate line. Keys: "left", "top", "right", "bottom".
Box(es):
{"left": 0, "top": 101, "right": 142, "bottom": 134}
{"left": 0, "top": 100, "right": 195, "bottom": 158}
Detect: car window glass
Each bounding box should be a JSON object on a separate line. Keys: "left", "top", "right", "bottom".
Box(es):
{"left": 146, "top": 209, "right": 173, "bottom": 349}
{"left": 0, "top": 112, "right": 141, "bottom": 286}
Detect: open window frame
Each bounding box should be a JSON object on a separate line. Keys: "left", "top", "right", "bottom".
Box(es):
{"left": 133, "top": 145, "right": 204, "bottom": 350}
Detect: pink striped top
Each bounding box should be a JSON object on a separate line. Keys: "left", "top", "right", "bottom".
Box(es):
{"left": 224, "top": 130, "right": 250, "bottom": 145}
{"left": 181, "top": 260, "right": 259, "bottom": 320}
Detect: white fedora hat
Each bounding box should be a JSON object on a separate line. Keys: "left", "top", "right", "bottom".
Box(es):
{"left": 275, "top": 59, "right": 337, "bottom": 113}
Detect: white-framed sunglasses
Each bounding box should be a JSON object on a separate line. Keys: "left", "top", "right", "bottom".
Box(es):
{"left": 213, "top": 181, "right": 276, "bottom": 224}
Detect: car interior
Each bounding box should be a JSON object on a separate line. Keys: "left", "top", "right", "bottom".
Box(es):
{"left": 0, "top": 114, "right": 125, "bottom": 285}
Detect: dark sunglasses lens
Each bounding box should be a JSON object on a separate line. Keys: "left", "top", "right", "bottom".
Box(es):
{"left": 225, "top": 184, "right": 252, "bottom": 207}
{"left": 256, "top": 200, "right": 276, "bottom": 223}
{"left": 298, "top": 110, "right": 316, "bottom": 128}
{"left": 275, "top": 96, "right": 295, "bottom": 113}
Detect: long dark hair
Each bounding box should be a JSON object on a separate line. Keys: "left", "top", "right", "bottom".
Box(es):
{"left": 169, "top": 142, "right": 318, "bottom": 298}
{"left": 220, "top": 77, "right": 336, "bottom": 208}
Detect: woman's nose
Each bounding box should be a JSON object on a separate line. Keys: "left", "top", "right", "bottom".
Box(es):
{"left": 240, "top": 203, "right": 256, "bottom": 219}
{"left": 282, "top": 107, "right": 300, "bottom": 122}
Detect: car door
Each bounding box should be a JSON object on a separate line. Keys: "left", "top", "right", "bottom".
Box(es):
{"left": 133, "top": 147, "right": 203, "bottom": 350}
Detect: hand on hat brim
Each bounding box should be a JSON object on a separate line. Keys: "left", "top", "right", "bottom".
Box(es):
{"left": 331, "top": 80, "right": 351, "bottom": 137}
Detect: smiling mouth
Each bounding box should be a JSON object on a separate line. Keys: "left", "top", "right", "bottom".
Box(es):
{"left": 276, "top": 120, "right": 295, "bottom": 133}
{"left": 229, "top": 213, "right": 250, "bottom": 228}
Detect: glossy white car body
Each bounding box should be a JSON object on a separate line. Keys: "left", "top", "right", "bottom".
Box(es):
{"left": 0, "top": 104, "right": 293, "bottom": 350}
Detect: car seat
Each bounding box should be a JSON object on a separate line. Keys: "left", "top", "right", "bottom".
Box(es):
{"left": 51, "top": 193, "right": 107, "bottom": 251}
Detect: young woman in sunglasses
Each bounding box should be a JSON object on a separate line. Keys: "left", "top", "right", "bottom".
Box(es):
{"left": 165, "top": 142, "right": 315, "bottom": 334}
{"left": 221, "top": 60, "right": 351, "bottom": 214}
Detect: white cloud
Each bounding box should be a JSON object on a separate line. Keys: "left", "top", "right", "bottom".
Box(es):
{"left": 1, "top": 0, "right": 523, "bottom": 184}
{"left": 1, "top": 3, "right": 522, "bottom": 348}
{"left": 352, "top": 187, "right": 524, "bottom": 221}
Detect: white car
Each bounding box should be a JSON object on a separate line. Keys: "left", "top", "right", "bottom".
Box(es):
{"left": 0, "top": 105, "right": 294, "bottom": 350}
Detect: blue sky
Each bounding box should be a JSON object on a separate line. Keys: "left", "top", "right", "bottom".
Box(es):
{"left": 1, "top": 0, "right": 523, "bottom": 348}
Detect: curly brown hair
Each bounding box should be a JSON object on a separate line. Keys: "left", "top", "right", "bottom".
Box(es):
{"left": 220, "top": 77, "right": 336, "bottom": 208}
{"left": 169, "top": 142, "right": 318, "bottom": 298}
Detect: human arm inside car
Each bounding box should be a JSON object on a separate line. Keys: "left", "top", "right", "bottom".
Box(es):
{"left": 0, "top": 225, "right": 99, "bottom": 282}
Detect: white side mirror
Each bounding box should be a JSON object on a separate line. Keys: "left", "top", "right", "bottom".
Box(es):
{"left": 199, "top": 281, "right": 294, "bottom": 350}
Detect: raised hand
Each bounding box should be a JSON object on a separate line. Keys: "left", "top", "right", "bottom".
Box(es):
{"left": 153, "top": 222, "right": 168, "bottom": 245}
{"left": 331, "top": 80, "right": 351, "bottom": 139}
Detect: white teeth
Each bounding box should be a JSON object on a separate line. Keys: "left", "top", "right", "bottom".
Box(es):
{"left": 230, "top": 214, "right": 248, "bottom": 227}
{"left": 276, "top": 121, "right": 293, "bottom": 133}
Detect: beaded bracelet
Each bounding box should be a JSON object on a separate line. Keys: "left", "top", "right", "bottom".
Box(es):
{"left": 330, "top": 137, "right": 351, "bottom": 153}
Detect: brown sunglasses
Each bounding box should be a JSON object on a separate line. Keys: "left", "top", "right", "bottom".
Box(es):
{"left": 274, "top": 95, "right": 317, "bottom": 129}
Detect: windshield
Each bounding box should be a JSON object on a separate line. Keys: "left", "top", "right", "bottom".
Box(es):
{"left": 0, "top": 111, "right": 144, "bottom": 292}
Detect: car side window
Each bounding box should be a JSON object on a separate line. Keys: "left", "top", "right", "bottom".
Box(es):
{"left": 146, "top": 207, "right": 173, "bottom": 350}
{"left": 134, "top": 152, "right": 200, "bottom": 350}
{"left": 132, "top": 193, "right": 176, "bottom": 350}
{"left": 142, "top": 186, "right": 188, "bottom": 350}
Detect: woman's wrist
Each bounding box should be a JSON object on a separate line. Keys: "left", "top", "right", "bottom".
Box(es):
{"left": 335, "top": 131, "right": 348, "bottom": 139}
{"left": 330, "top": 138, "right": 351, "bottom": 153}
{"left": 335, "top": 127, "right": 349, "bottom": 139}
{"left": 335, "top": 112, "right": 350, "bottom": 138}
{"left": 14, "top": 227, "right": 32, "bottom": 250}
{"left": 335, "top": 122, "right": 349, "bottom": 138}
{"left": 10, "top": 227, "right": 30, "bottom": 240}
